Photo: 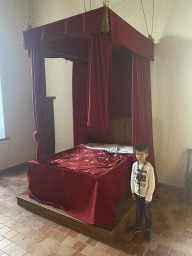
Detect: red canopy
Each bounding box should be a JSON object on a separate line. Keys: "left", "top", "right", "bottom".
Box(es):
{"left": 23, "top": 7, "right": 154, "bottom": 61}
{"left": 23, "top": 7, "right": 158, "bottom": 198}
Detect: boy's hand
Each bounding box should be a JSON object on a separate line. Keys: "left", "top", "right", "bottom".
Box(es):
{"left": 145, "top": 200, "right": 150, "bottom": 204}
{"left": 132, "top": 193, "right": 136, "bottom": 200}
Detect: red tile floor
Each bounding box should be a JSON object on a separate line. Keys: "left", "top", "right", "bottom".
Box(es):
{"left": 0, "top": 166, "right": 191, "bottom": 255}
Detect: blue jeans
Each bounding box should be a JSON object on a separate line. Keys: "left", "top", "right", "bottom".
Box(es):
{"left": 135, "top": 193, "right": 152, "bottom": 231}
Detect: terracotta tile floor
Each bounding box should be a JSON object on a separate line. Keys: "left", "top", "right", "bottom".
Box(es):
{"left": 0, "top": 166, "right": 192, "bottom": 255}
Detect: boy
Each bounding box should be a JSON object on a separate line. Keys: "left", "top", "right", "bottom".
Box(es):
{"left": 128, "top": 143, "right": 155, "bottom": 241}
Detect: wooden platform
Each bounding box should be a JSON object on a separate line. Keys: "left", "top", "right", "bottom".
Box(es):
{"left": 17, "top": 191, "right": 136, "bottom": 245}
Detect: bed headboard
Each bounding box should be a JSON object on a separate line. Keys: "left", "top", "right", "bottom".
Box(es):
{"left": 100, "top": 116, "right": 132, "bottom": 145}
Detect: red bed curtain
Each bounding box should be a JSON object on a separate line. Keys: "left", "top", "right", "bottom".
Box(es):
{"left": 30, "top": 44, "right": 47, "bottom": 163}
{"left": 72, "top": 33, "right": 112, "bottom": 147}
{"left": 30, "top": 33, "right": 112, "bottom": 157}
{"left": 132, "top": 52, "right": 158, "bottom": 197}
{"left": 109, "top": 49, "right": 132, "bottom": 117}
{"left": 72, "top": 60, "right": 89, "bottom": 146}
{"left": 87, "top": 34, "right": 112, "bottom": 135}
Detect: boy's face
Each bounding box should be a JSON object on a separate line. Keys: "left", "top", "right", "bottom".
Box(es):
{"left": 135, "top": 150, "right": 148, "bottom": 164}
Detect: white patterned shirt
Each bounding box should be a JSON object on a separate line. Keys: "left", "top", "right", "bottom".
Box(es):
{"left": 131, "top": 161, "right": 155, "bottom": 202}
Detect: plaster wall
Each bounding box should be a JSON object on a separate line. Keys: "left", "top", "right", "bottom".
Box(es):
{"left": 0, "top": 0, "right": 36, "bottom": 170}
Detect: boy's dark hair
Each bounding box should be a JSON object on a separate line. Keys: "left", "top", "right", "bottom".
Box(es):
{"left": 134, "top": 143, "right": 148, "bottom": 153}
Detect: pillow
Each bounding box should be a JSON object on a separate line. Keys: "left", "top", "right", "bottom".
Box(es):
{"left": 82, "top": 143, "right": 133, "bottom": 154}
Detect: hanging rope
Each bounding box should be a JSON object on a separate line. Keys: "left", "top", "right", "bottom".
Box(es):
{"left": 83, "top": 0, "right": 86, "bottom": 12}
{"left": 25, "top": 0, "right": 33, "bottom": 30}
{"left": 139, "top": 0, "right": 155, "bottom": 41}
{"left": 139, "top": 0, "right": 149, "bottom": 35}
{"left": 92, "top": 0, "right": 95, "bottom": 9}
{"left": 26, "top": 0, "right": 82, "bottom": 29}
{"left": 103, "top": 0, "right": 109, "bottom": 7}
{"left": 65, "top": 0, "right": 81, "bottom": 13}
{"left": 31, "top": 0, "right": 39, "bottom": 24}
{"left": 27, "top": 0, "right": 38, "bottom": 28}
{"left": 25, "top": 0, "right": 28, "bottom": 27}
{"left": 151, "top": 0, "right": 155, "bottom": 37}
{"left": 111, "top": 0, "right": 126, "bottom": 9}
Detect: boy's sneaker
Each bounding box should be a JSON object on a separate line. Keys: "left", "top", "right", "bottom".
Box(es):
{"left": 144, "top": 230, "right": 153, "bottom": 241}
{"left": 127, "top": 225, "right": 142, "bottom": 234}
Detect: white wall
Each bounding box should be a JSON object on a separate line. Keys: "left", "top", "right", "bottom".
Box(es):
{"left": 0, "top": 0, "right": 74, "bottom": 171}
{"left": 28, "top": 0, "right": 80, "bottom": 27}
{"left": 151, "top": 0, "right": 192, "bottom": 187}
{"left": 45, "top": 59, "right": 73, "bottom": 153}
{"left": 0, "top": 0, "right": 36, "bottom": 170}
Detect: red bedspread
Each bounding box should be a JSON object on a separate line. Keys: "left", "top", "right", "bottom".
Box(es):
{"left": 27, "top": 145, "right": 134, "bottom": 226}
{"left": 48, "top": 146, "right": 125, "bottom": 175}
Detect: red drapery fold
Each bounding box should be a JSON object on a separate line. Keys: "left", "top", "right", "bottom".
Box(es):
{"left": 109, "top": 49, "right": 132, "bottom": 117}
{"left": 30, "top": 44, "right": 47, "bottom": 163}
{"left": 87, "top": 34, "right": 112, "bottom": 135}
{"left": 72, "top": 60, "right": 89, "bottom": 147}
{"left": 132, "top": 52, "right": 158, "bottom": 198}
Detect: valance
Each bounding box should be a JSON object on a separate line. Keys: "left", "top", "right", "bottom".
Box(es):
{"left": 23, "top": 7, "right": 154, "bottom": 61}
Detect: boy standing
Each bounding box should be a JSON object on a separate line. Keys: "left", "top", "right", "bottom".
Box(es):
{"left": 128, "top": 143, "right": 155, "bottom": 241}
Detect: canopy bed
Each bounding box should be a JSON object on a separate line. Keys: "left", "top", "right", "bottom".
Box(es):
{"left": 23, "top": 6, "right": 158, "bottom": 226}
